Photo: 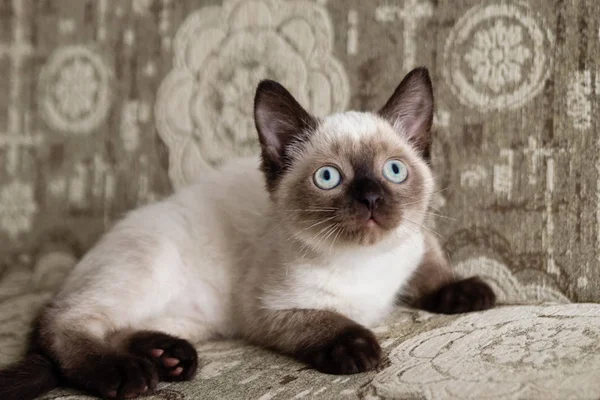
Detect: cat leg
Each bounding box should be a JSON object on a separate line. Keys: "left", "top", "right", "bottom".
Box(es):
{"left": 243, "top": 309, "right": 381, "bottom": 375}
{"left": 39, "top": 314, "right": 206, "bottom": 398}
{"left": 36, "top": 312, "right": 159, "bottom": 399}
{"left": 35, "top": 228, "right": 213, "bottom": 397}
{"left": 403, "top": 232, "right": 496, "bottom": 314}
{"left": 39, "top": 282, "right": 206, "bottom": 396}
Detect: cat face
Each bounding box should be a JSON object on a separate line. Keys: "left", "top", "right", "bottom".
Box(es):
{"left": 254, "top": 68, "right": 435, "bottom": 248}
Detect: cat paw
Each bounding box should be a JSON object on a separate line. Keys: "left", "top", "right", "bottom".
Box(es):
{"left": 128, "top": 332, "right": 198, "bottom": 381}
{"left": 299, "top": 325, "right": 382, "bottom": 375}
{"left": 419, "top": 276, "right": 496, "bottom": 314}
{"left": 79, "top": 354, "right": 158, "bottom": 399}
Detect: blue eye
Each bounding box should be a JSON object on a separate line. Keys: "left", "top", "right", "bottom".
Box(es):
{"left": 314, "top": 166, "right": 342, "bottom": 190}
{"left": 383, "top": 160, "right": 408, "bottom": 183}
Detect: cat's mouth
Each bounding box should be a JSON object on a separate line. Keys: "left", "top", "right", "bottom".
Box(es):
{"left": 361, "top": 213, "right": 391, "bottom": 234}
{"left": 359, "top": 209, "right": 398, "bottom": 233}
{"left": 365, "top": 216, "right": 379, "bottom": 229}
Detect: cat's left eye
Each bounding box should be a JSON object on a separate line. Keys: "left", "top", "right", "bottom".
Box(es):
{"left": 382, "top": 159, "right": 408, "bottom": 183}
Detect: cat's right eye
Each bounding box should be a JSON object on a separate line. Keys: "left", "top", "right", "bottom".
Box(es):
{"left": 313, "top": 166, "right": 342, "bottom": 190}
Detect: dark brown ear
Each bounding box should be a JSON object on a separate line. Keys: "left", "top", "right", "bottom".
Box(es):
{"left": 254, "top": 80, "right": 317, "bottom": 191}
{"left": 378, "top": 67, "right": 434, "bottom": 159}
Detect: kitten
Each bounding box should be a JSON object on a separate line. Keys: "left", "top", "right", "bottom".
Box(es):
{"left": 0, "top": 67, "right": 495, "bottom": 399}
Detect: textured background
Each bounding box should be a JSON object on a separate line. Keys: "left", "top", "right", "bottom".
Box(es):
{"left": 2, "top": 1, "right": 600, "bottom": 399}
{"left": 0, "top": 0, "right": 598, "bottom": 327}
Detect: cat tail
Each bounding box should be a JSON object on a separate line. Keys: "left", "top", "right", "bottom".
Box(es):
{"left": 0, "top": 352, "right": 60, "bottom": 400}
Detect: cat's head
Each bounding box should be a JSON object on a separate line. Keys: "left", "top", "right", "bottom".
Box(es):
{"left": 254, "top": 67, "right": 435, "bottom": 248}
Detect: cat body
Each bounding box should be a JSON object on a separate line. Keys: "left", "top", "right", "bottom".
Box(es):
{"left": 51, "top": 151, "right": 424, "bottom": 344}
{"left": 0, "top": 68, "right": 495, "bottom": 400}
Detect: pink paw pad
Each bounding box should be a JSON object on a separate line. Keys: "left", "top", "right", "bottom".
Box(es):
{"left": 163, "top": 357, "right": 180, "bottom": 367}
{"left": 150, "top": 349, "right": 164, "bottom": 358}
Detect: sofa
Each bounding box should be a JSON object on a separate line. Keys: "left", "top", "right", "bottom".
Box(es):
{"left": 1, "top": 0, "right": 599, "bottom": 398}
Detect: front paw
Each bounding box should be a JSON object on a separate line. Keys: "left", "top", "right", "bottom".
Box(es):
{"left": 419, "top": 276, "right": 496, "bottom": 314}
{"left": 298, "top": 325, "right": 381, "bottom": 375}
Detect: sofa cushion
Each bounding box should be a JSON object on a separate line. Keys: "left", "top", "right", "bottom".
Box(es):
{"left": 0, "top": 304, "right": 592, "bottom": 400}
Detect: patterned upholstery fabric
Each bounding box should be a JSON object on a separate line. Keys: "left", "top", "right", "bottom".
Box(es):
{"left": 1, "top": 0, "right": 600, "bottom": 398}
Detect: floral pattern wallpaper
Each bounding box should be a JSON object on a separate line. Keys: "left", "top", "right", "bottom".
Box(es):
{"left": 155, "top": 0, "right": 349, "bottom": 186}
{"left": 443, "top": 2, "right": 553, "bottom": 110}
{"left": 2, "top": 0, "right": 598, "bottom": 305}
{"left": 1, "top": 0, "right": 600, "bottom": 399}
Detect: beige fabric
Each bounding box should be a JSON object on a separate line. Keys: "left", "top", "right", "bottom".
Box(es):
{"left": 2, "top": 0, "right": 600, "bottom": 399}
{"left": 1, "top": 304, "right": 591, "bottom": 399}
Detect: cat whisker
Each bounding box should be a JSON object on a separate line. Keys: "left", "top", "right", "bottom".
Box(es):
{"left": 400, "top": 225, "right": 419, "bottom": 249}
{"left": 431, "top": 187, "right": 451, "bottom": 196}
{"left": 323, "top": 223, "right": 341, "bottom": 254}
{"left": 316, "top": 224, "right": 339, "bottom": 252}
{"left": 285, "top": 216, "right": 335, "bottom": 243}
{"left": 403, "top": 217, "right": 442, "bottom": 237}
{"left": 329, "top": 225, "right": 344, "bottom": 255}
{"left": 283, "top": 208, "right": 338, "bottom": 212}
{"left": 411, "top": 211, "right": 457, "bottom": 221}
{"left": 322, "top": 224, "right": 341, "bottom": 255}
{"left": 303, "top": 228, "right": 332, "bottom": 256}
{"left": 300, "top": 216, "right": 337, "bottom": 232}
{"left": 298, "top": 222, "right": 337, "bottom": 255}
{"left": 400, "top": 199, "right": 427, "bottom": 207}
{"left": 401, "top": 191, "right": 449, "bottom": 207}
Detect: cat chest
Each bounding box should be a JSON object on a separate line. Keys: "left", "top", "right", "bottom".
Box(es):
{"left": 320, "top": 254, "right": 420, "bottom": 324}
{"left": 266, "top": 247, "right": 424, "bottom": 327}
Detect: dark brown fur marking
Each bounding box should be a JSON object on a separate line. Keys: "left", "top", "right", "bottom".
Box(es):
{"left": 379, "top": 67, "right": 434, "bottom": 160}
{"left": 402, "top": 233, "right": 496, "bottom": 314}
{"left": 66, "top": 353, "right": 158, "bottom": 399}
{"left": 0, "top": 353, "right": 59, "bottom": 400}
{"left": 0, "top": 315, "right": 60, "bottom": 400}
{"left": 127, "top": 331, "right": 198, "bottom": 382}
{"left": 254, "top": 79, "right": 319, "bottom": 192}
{"left": 244, "top": 309, "right": 381, "bottom": 374}
{"left": 417, "top": 276, "right": 496, "bottom": 314}
{"left": 61, "top": 331, "right": 198, "bottom": 399}
{"left": 295, "top": 324, "right": 382, "bottom": 375}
